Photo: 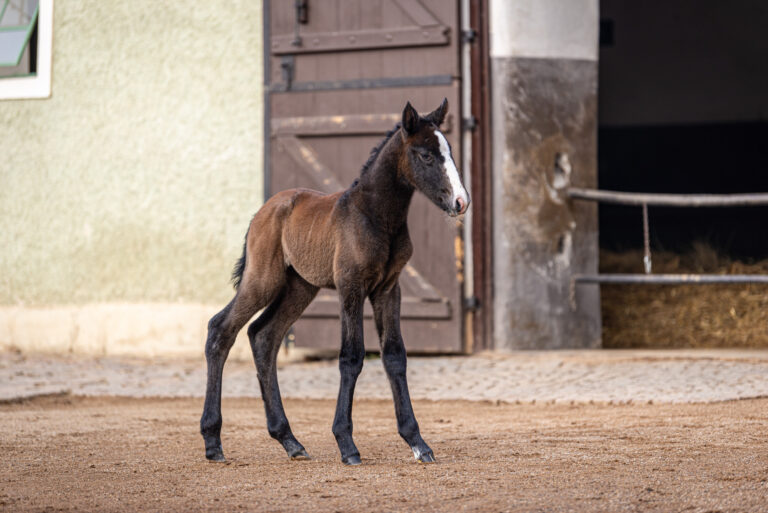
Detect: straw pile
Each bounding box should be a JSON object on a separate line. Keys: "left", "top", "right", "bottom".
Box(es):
{"left": 600, "top": 243, "right": 768, "bottom": 348}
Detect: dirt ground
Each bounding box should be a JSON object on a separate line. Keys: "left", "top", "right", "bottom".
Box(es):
{"left": 1, "top": 396, "right": 767, "bottom": 512}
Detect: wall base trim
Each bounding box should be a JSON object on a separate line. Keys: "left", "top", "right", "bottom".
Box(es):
{"left": 0, "top": 303, "right": 257, "bottom": 360}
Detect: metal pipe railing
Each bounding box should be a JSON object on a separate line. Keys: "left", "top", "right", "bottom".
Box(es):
{"left": 567, "top": 187, "right": 768, "bottom": 207}
{"left": 574, "top": 274, "right": 768, "bottom": 285}
{"left": 567, "top": 187, "right": 768, "bottom": 287}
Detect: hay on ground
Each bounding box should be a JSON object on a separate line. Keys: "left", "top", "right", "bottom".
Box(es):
{"left": 600, "top": 243, "right": 768, "bottom": 348}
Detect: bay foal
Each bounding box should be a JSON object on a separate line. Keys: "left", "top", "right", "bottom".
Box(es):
{"left": 200, "top": 99, "right": 470, "bottom": 465}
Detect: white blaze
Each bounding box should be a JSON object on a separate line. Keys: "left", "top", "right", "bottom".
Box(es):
{"left": 435, "top": 130, "right": 468, "bottom": 208}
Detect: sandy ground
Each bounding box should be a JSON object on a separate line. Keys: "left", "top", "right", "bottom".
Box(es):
{"left": 2, "top": 395, "right": 767, "bottom": 512}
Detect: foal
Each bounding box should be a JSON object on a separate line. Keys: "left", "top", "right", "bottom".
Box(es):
{"left": 200, "top": 99, "right": 470, "bottom": 465}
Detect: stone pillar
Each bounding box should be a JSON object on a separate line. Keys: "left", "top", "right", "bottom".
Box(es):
{"left": 490, "top": 0, "right": 601, "bottom": 350}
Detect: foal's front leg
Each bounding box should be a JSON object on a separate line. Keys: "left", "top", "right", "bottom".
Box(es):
{"left": 370, "top": 283, "right": 435, "bottom": 463}
{"left": 332, "top": 286, "right": 366, "bottom": 465}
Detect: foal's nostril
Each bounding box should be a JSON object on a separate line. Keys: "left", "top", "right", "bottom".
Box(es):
{"left": 455, "top": 198, "right": 463, "bottom": 213}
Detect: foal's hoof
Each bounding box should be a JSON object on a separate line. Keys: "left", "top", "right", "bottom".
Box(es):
{"left": 205, "top": 447, "right": 226, "bottom": 462}
{"left": 415, "top": 450, "right": 436, "bottom": 464}
{"left": 289, "top": 448, "right": 312, "bottom": 461}
{"left": 342, "top": 454, "right": 362, "bottom": 466}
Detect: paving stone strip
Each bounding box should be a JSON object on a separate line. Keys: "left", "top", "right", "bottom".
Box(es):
{"left": 2, "top": 350, "right": 768, "bottom": 404}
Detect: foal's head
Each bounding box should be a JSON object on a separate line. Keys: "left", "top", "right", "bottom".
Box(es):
{"left": 400, "top": 99, "right": 470, "bottom": 217}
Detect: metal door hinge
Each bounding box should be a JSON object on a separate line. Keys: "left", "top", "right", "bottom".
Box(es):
{"left": 462, "top": 29, "right": 477, "bottom": 44}
{"left": 463, "top": 115, "right": 478, "bottom": 132}
{"left": 291, "top": 1, "right": 308, "bottom": 48}
{"left": 464, "top": 296, "right": 480, "bottom": 312}
{"left": 296, "top": 0, "right": 309, "bottom": 24}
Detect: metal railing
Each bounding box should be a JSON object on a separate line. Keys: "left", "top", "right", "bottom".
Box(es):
{"left": 567, "top": 188, "right": 768, "bottom": 285}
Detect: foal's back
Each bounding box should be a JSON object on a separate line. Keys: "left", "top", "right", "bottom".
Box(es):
{"left": 243, "top": 187, "right": 342, "bottom": 291}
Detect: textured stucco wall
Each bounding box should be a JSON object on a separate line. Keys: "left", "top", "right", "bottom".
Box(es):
{"left": 0, "top": 0, "right": 263, "bottom": 307}
{"left": 0, "top": 1, "right": 263, "bottom": 358}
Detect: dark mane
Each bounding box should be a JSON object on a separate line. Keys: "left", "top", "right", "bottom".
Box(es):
{"left": 359, "top": 122, "right": 402, "bottom": 177}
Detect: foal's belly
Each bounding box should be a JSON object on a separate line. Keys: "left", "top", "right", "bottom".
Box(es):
{"left": 287, "top": 247, "right": 336, "bottom": 289}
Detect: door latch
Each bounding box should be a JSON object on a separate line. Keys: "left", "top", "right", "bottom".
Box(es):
{"left": 280, "top": 56, "right": 294, "bottom": 91}
{"left": 296, "top": 0, "right": 309, "bottom": 24}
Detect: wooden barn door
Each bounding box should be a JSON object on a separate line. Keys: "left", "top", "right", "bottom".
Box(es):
{"left": 264, "top": 0, "right": 464, "bottom": 353}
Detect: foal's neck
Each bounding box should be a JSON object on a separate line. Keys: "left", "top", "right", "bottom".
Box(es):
{"left": 353, "top": 130, "right": 414, "bottom": 233}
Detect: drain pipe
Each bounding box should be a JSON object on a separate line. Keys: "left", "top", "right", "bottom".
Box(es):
{"left": 460, "top": 0, "right": 475, "bottom": 352}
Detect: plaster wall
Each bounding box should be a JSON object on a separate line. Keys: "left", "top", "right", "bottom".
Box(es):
{"left": 0, "top": 0, "right": 264, "bottom": 358}
{"left": 490, "top": 0, "right": 598, "bottom": 60}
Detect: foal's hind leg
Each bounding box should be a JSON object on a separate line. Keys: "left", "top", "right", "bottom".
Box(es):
{"left": 247, "top": 268, "right": 318, "bottom": 460}
{"left": 200, "top": 285, "right": 277, "bottom": 461}
{"left": 370, "top": 283, "right": 435, "bottom": 463}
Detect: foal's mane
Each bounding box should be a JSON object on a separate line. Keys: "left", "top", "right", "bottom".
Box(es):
{"left": 359, "top": 122, "right": 402, "bottom": 177}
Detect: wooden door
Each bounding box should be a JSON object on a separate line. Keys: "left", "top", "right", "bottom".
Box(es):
{"left": 264, "top": 0, "right": 464, "bottom": 352}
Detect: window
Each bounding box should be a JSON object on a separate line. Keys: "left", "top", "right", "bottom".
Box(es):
{"left": 0, "top": 0, "right": 52, "bottom": 99}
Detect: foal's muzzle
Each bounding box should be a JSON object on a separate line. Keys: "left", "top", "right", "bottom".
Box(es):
{"left": 455, "top": 197, "right": 468, "bottom": 215}
{"left": 447, "top": 195, "right": 470, "bottom": 217}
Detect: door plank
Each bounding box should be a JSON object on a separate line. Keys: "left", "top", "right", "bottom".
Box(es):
{"left": 272, "top": 113, "right": 400, "bottom": 136}
{"left": 276, "top": 136, "right": 343, "bottom": 193}
{"left": 393, "top": 0, "right": 440, "bottom": 26}
{"left": 271, "top": 26, "right": 450, "bottom": 55}
{"left": 402, "top": 264, "right": 443, "bottom": 301}
{"left": 272, "top": 113, "right": 452, "bottom": 135}
{"left": 304, "top": 293, "right": 451, "bottom": 319}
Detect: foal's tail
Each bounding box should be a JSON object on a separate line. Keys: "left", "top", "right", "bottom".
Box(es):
{"left": 230, "top": 227, "right": 249, "bottom": 290}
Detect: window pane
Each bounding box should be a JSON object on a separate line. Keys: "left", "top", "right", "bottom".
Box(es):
{"left": 0, "top": 0, "right": 38, "bottom": 67}
{"left": 0, "top": 30, "right": 28, "bottom": 65}
{"left": 0, "top": 29, "right": 28, "bottom": 74}
{"left": 0, "top": 0, "right": 38, "bottom": 28}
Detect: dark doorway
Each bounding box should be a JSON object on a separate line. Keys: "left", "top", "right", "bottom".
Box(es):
{"left": 597, "top": 0, "right": 768, "bottom": 349}
{"left": 598, "top": 0, "right": 768, "bottom": 259}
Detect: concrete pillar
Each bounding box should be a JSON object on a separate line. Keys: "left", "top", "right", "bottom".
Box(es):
{"left": 490, "top": 0, "right": 601, "bottom": 350}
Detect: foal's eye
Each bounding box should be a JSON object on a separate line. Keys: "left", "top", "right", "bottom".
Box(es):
{"left": 419, "top": 153, "right": 434, "bottom": 164}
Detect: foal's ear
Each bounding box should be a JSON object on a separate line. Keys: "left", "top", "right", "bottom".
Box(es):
{"left": 402, "top": 101, "right": 419, "bottom": 135}
{"left": 425, "top": 98, "right": 449, "bottom": 126}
